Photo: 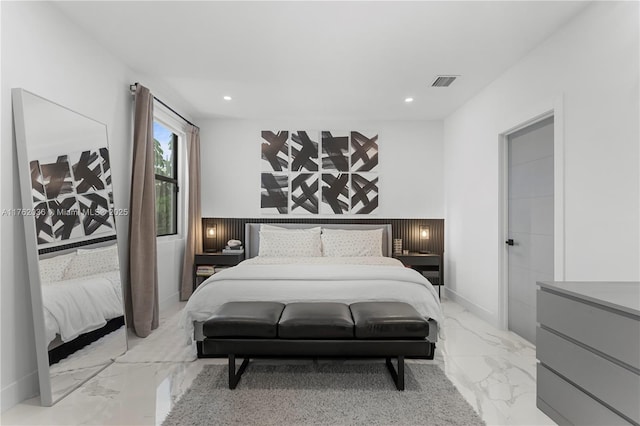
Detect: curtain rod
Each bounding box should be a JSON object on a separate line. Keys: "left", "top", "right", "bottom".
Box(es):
{"left": 130, "top": 83, "right": 199, "bottom": 129}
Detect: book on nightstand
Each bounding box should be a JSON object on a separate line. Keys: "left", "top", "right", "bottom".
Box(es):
{"left": 222, "top": 247, "right": 244, "bottom": 254}
{"left": 196, "top": 265, "right": 215, "bottom": 277}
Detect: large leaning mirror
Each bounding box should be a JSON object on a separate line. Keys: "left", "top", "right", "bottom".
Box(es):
{"left": 12, "top": 89, "right": 127, "bottom": 406}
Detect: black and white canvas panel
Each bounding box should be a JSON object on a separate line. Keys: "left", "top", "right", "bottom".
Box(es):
{"left": 99, "top": 147, "right": 112, "bottom": 187}
{"left": 290, "top": 131, "right": 319, "bottom": 172}
{"left": 321, "top": 132, "right": 349, "bottom": 171}
{"left": 69, "top": 150, "right": 106, "bottom": 194}
{"left": 34, "top": 201, "right": 54, "bottom": 244}
{"left": 40, "top": 156, "right": 74, "bottom": 199}
{"left": 261, "top": 173, "right": 289, "bottom": 214}
{"left": 321, "top": 173, "right": 349, "bottom": 214}
{"left": 99, "top": 147, "right": 114, "bottom": 213}
{"left": 290, "top": 173, "right": 319, "bottom": 215}
{"left": 261, "top": 131, "right": 289, "bottom": 172}
{"left": 351, "top": 131, "right": 379, "bottom": 172}
{"left": 78, "top": 191, "right": 115, "bottom": 236}
{"left": 30, "top": 160, "right": 46, "bottom": 203}
{"left": 47, "top": 196, "right": 83, "bottom": 241}
{"left": 351, "top": 173, "right": 379, "bottom": 214}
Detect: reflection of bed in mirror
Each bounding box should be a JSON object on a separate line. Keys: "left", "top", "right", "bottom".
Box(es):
{"left": 38, "top": 240, "right": 126, "bottom": 399}
{"left": 40, "top": 241, "right": 125, "bottom": 367}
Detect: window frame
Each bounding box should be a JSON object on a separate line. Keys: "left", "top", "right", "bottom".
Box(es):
{"left": 154, "top": 129, "right": 178, "bottom": 237}
{"left": 153, "top": 104, "right": 187, "bottom": 239}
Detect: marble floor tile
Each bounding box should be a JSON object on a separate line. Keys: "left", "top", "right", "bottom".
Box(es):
{"left": 1, "top": 299, "right": 555, "bottom": 426}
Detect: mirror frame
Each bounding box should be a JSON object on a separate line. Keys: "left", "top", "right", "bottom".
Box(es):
{"left": 11, "top": 88, "right": 127, "bottom": 406}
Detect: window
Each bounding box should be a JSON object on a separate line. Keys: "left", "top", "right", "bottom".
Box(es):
{"left": 153, "top": 121, "right": 178, "bottom": 236}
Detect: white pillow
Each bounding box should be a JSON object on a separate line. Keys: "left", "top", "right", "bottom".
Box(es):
{"left": 259, "top": 224, "right": 321, "bottom": 233}
{"left": 258, "top": 228, "right": 322, "bottom": 257}
{"left": 64, "top": 244, "right": 120, "bottom": 279}
{"left": 260, "top": 224, "right": 288, "bottom": 231}
{"left": 39, "top": 252, "right": 76, "bottom": 283}
{"left": 321, "top": 228, "right": 384, "bottom": 257}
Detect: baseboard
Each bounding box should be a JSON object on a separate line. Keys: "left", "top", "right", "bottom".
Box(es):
{"left": 444, "top": 287, "right": 501, "bottom": 329}
{"left": 537, "top": 396, "right": 570, "bottom": 426}
{"left": 159, "top": 290, "right": 180, "bottom": 313}
{"left": 1, "top": 371, "right": 39, "bottom": 413}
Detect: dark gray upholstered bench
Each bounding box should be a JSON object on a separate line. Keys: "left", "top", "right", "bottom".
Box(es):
{"left": 202, "top": 301, "right": 434, "bottom": 390}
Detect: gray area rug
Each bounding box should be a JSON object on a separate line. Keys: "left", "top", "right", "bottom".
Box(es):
{"left": 163, "top": 361, "right": 485, "bottom": 426}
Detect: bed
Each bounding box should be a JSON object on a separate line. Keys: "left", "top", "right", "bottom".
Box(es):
{"left": 39, "top": 243, "right": 125, "bottom": 363}
{"left": 182, "top": 223, "right": 442, "bottom": 355}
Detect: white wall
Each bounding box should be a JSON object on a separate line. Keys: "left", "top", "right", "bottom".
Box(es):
{"left": 443, "top": 1, "right": 640, "bottom": 323}
{"left": 0, "top": 2, "right": 186, "bottom": 410}
{"left": 200, "top": 119, "right": 444, "bottom": 218}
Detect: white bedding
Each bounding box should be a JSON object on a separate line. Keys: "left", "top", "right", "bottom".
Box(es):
{"left": 181, "top": 256, "right": 442, "bottom": 343}
{"left": 43, "top": 270, "right": 123, "bottom": 345}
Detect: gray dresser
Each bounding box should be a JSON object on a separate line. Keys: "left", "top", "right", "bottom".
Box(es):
{"left": 536, "top": 281, "right": 640, "bottom": 426}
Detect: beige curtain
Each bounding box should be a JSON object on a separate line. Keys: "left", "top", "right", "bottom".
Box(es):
{"left": 128, "top": 84, "right": 159, "bottom": 337}
{"left": 180, "top": 125, "right": 202, "bottom": 300}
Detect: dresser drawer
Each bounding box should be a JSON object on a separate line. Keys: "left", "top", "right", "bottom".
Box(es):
{"left": 537, "top": 289, "right": 640, "bottom": 369}
{"left": 537, "top": 327, "right": 640, "bottom": 424}
{"left": 537, "top": 364, "right": 631, "bottom": 425}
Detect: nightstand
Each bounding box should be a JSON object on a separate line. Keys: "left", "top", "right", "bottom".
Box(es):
{"left": 193, "top": 252, "right": 245, "bottom": 290}
{"left": 393, "top": 252, "right": 443, "bottom": 298}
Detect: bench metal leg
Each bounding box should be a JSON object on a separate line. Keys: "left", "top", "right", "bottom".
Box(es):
{"left": 385, "top": 356, "right": 405, "bottom": 391}
{"left": 228, "top": 354, "right": 250, "bottom": 389}
{"left": 427, "top": 342, "right": 435, "bottom": 360}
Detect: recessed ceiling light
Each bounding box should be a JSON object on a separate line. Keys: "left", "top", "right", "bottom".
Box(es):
{"left": 223, "top": 95, "right": 232, "bottom": 101}
{"left": 404, "top": 97, "right": 414, "bottom": 103}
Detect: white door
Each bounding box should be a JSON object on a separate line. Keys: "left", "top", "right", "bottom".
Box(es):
{"left": 507, "top": 116, "right": 554, "bottom": 344}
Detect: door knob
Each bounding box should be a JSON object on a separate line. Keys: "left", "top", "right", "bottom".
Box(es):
{"left": 505, "top": 239, "right": 514, "bottom": 246}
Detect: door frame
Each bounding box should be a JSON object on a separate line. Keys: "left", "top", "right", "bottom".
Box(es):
{"left": 497, "top": 96, "right": 565, "bottom": 330}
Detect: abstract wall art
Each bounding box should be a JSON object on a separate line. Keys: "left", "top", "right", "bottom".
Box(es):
{"left": 261, "top": 130, "right": 289, "bottom": 171}
{"left": 261, "top": 172, "right": 288, "bottom": 214}
{"left": 291, "top": 173, "right": 319, "bottom": 214}
{"left": 29, "top": 147, "right": 116, "bottom": 246}
{"left": 321, "top": 131, "right": 349, "bottom": 171}
{"left": 321, "top": 173, "right": 350, "bottom": 214}
{"left": 260, "top": 130, "right": 378, "bottom": 215}
{"left": 351, "top": 173, "right": 379, "bottom": 214}
{"left": 351, "top": 131, "right": 378, "bottom": 172}
{"left": 290, "top": 131, "right": 318, "bottom": 172}
{"left": 40, "top": 156, "right": 74, "bottom": 199}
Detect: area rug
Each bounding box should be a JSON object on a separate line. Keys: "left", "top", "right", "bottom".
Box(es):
{"left": 162, "top": 362, "right": 485, "bottom": 426}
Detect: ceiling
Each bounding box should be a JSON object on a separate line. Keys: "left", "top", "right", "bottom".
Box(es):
{"left": 53, "top": 1, "right": 590, "bottom": 121}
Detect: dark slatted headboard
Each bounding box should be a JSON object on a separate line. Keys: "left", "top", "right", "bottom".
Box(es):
{"left": 202, "top": 217, "right": 444, "bottom": 256}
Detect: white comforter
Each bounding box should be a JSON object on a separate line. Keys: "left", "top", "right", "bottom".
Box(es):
{"left": 43, "top": 270, "right": 123, "bottom": 345}
{"left": 181, "top": 257, "right": 442, "bottom": 343}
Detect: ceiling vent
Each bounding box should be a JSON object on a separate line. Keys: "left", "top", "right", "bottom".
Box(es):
{"left": 431, "top": 75, "right": 458, "bottom": 87}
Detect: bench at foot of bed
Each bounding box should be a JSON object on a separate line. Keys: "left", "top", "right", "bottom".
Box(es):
{"left": 201, "top": 301, "right": 435, "bottom": 391}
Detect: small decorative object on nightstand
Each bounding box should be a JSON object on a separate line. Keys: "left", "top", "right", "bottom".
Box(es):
{"left": 394, "top": 252, "right": 443, "bottom": 298}
{"left": 193, "top": 252, "right": 244, "bottom": 290}
{"left": 222, "top": 239, "right": 244, "bottom": 255}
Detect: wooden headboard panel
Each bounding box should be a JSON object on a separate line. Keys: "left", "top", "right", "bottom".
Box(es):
{"left": 245, "top": 223, "right": 393, "bottom": 259}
